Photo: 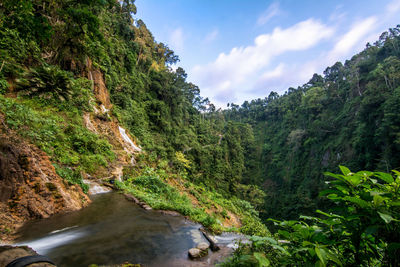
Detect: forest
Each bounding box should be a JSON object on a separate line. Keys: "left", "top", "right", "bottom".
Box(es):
{"left": 0, "top": 0, "right": 399, "bottom": 266}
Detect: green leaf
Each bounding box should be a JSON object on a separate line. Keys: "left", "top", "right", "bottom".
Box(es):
{"left": 336, "top": 185, "right": 350, "bottom": 194}
{"left": 373, "top": 194, "right": 384, "bottom": 207}
{"left": 348, "top": 174, "right": 363, "bottom": 186}
{"left": 390, "top": 201, "right": 400, "bottom": 206}
{"left": 319, "top": 189, "right": 342, "bottom": 197}
{"left": 264, "top": 237, "right": 278, "bottom": 245}
{"left": 271, "top": 244, "right": 290, "bottom": 255}
{"left": 343, "top": 196, "right": 369, "bottom": 208}
{"left": 324, "top": 172, "right": 346, "bottom": 183}
{"left": 302, "top": 241, "right": 313, "bottom": 246}
{"left": 278, "top": 230, "right": 291, "bottom": 239}
{"left": 316, "top": 210, "right": 333, "bottom": 218}
{"left": 378, "top": 211, "right": 394, "bottom": 223}
{"left": 315, "top": 247, "right": 327, "bottom": 267}
{"left": 253, "top": 252, "right": 270, "bottom": 267}
{"left": 392, "top": 170, "right": 400, "bottom": 177}
{"left": 375, "top": 172, "right": 394, "bottom": 183}
{"left": 356, "top": 170, "right": 373, "bottom": 176}
{"left": 327, "top": 194, "right": 340, "bottom": 200}
{"left": 339, "top": 165, "right": 351, "bottom": 176}
{"left": 326, "top": 251, "right": 343, "bottom": 266}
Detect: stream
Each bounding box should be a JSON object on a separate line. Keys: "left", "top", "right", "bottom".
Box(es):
{"left": 14, "top": 192, "right": 241, "bottom": 267}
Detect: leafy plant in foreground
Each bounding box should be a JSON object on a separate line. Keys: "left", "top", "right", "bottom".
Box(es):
{"left": 223, "top": 167, "right": 400, "bottom": 266}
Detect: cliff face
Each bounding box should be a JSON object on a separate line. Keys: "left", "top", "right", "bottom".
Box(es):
{"left": 82, "top": 58, "right": 141, "bottom": 181}
{"left": 0, "top": 118, "right": 90, "bottom": 240}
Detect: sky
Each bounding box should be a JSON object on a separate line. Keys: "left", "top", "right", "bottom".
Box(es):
{"left": 135, "top": 0, "right": 400, "bottom": 108}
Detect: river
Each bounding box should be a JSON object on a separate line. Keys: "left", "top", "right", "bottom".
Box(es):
{"left": 14, "top": 192, "right": 240, "bottom": 267}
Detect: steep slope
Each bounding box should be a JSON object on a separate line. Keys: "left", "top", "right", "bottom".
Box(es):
{"left": 0, "top": 115, "right": 89, "bottom": 240}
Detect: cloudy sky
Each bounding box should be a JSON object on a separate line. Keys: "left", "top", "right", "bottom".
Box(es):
{"left": 136, "top": 0, "right": 400, "bottom": 108}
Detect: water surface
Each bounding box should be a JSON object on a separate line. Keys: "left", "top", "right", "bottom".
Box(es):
{"left": 15, "top": 192, "right": 210, "bottom": 267}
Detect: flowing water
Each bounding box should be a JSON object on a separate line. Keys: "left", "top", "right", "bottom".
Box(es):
{"left": 14, "top": 192, "right": 240, "bottom": 267}
{"left": 118, "top": 126, "right": 141, "bottom": 152}
{"left": 82, "top": 179, "right": 111, "bottom": 194}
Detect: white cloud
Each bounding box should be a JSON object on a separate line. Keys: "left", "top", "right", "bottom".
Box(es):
{"left": 190, "top": 19, "right": 334, "bottom": 107}
{"left": 260, "top": 63, "right": 285, "bottom": 80}
{"left": 386, "top": 0, "right": 400, "bottom": 15}
{"left": 251, "top": 16, "right": 381, "bottom": 98}
{"left": 169, "top": 28, "right": 184, "bottom": 52}
{"left": 327, "top": 17, "right": 377, "bottom": 62}
{"left": 257, "top": 2, "right": 280, "bottom": 26}
{"left": 204, "top": 29, "right": 219, "bottom": 43}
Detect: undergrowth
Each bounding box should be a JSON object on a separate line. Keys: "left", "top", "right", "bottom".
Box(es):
{"left": 116, "top": 154, "right": 269, "bottom": 236}
{"left": 0, "top": 95, "right": 115, "bottom": 190}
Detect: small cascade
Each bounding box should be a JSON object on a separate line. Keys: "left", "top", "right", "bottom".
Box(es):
{"left": 88, "top": 70, "right": 93, "bottom": 83}
{"left": 100, "top": 104, "right": 109, "bottom": 114}
{"left": 83, "top": 113, "right": 97, "bottom": 133}
{"left": 83, "top": 179, "right": 111, "bottom": 195}
{"left": 111, "top": 165, "right": 123, "bottom": 182}
{"left": 213, "top": 232, "right": 249, "bottom": 249}
{"left": 119, "top": 126, "right": 142, "bottom": 152}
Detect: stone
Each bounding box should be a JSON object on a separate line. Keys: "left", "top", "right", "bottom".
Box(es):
{"left": 188, "top": 248, "right": 201, "bottom": 259}
{"left": 196, "top": 242, "right": 210, "bottom": 251}
{"left": 188, "top": 247, "right": 208, "bottom": 259}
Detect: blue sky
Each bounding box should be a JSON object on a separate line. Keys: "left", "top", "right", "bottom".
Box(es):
{"left": 135, "top": 0, "right": 400, "bottom": 108}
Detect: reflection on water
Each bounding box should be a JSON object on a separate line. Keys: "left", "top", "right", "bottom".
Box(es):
{"left": 15, "top": 192, "right": 207, "bottom": 267}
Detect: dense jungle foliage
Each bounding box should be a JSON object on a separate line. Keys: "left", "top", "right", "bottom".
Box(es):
{"left": 222, "top": 167, "right": 400, "bottom": 266}
{"left": 223, "top": 27, "right": 400, "bottom": 221}
{"left": 1, "top": 0, "right": 400, "bottom": 266}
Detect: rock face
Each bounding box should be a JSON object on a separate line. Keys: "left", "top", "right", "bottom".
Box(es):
{"left": 83, "top": 58, "right": 141, "bottom": 182}
{"left": 0, "top": 124, "right": 90, "bottom": 240}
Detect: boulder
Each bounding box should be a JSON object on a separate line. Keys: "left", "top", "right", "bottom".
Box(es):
{"left": 199, "top": 227, "right": 220, "bottom": 251}
{"left": 196, "top": 242, "right": 210, "bottom": 251}
{"left": 188, "top": 248, "right": 206, "bottom": 259}
{"left": 188, "top": 242, "right": 210, "bottom": 260}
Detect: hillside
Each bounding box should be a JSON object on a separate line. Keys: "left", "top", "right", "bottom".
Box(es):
{"left": 0, "top": 0, "right": 266, "bottom": 239}
{"left": 223, "top": 27, "right": 400, "bottom": 220}
{"left": 0, "top": 1, "right": 399, "bottom": 266}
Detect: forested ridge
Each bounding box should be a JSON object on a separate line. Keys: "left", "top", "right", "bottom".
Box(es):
{"left": 0, "top": 0, "right": 399, "bottom": 266}
{"left": 223, "top": 27, "right": 400, "bottom": 220}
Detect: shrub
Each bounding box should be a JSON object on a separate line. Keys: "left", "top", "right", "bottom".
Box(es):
{"left": 224, "top": 167, "right": 400, "bottom": 266}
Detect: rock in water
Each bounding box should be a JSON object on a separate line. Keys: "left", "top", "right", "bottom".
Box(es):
{"left": 188, "top": 248, "right": 203, "bottom": 259}
{"left": 199, "top": 227, "right": 220, "bottom": 251}
{"left": 188, "top": 242, "right": 210, "bottom": 259}
{"left": 197, "top": 242, "right": 210, "bottom": 251}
